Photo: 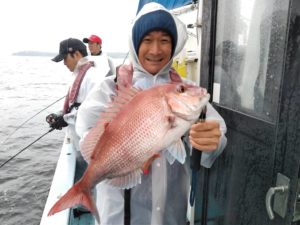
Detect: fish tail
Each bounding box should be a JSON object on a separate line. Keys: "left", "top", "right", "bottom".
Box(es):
{"left": 48, "top": 181, "right": 100, "bottom": 223}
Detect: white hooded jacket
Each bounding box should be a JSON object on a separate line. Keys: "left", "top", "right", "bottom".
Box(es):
{"left": 63, "top": 57, "right": 107, "bottom": 152}
{"left": 76, "top": 3, "right": 227, "bottom": 225}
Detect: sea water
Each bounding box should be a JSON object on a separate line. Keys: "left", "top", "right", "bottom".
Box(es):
{"left": 0, "top": 55, "right": 122, "bottom": 225}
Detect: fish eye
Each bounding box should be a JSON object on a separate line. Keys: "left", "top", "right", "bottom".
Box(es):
{"left": 177, "top": 84, "right": 186, "bottom": 93}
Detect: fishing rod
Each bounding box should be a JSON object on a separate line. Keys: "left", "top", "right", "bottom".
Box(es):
{"left": 0, "top": 128, "right": 55, "bottom": 169}
{"left": 189, "top": 106, "right": 207, "bottom": 225}
{"left": 122, "top": 52, "right": 129, "bottom": 65}
{"left": 1, "top": 95, "right": 65, "bottom": 145}
{"left": 189, "top": 106, "right": 207, "bottom": 206}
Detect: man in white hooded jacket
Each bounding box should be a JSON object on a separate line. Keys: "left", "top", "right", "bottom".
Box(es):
{"left": 76, "top": 3, "right": 227, "bottom": 225}
{"left": 46, "top": 38, "right": 110, "bottom": 172}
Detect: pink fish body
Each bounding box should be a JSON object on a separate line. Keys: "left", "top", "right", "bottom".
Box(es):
{"left": 48, "top": 82, "right": 210, "bottom": 222}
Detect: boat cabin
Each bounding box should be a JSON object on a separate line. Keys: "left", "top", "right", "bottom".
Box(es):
{"left": 197, "top": 0, "right": 300, "bottom": 224}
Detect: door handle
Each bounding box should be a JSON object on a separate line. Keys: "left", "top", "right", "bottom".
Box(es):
{"left": 265, "top": 173, "right": 290, "bottom": 220}
{"left": 293, "top": 178, "right": 300, "bottom": 222}
{"left": 266, "top": 186, "right": 289, "bottom": 219}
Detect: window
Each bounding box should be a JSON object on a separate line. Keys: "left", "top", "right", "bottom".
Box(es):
{"left": 212, "top": 0, "right": 289, "bottom": 122}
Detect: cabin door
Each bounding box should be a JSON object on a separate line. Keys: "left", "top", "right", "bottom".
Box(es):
{"left": 195, "top": 0, "right": 300, "bottom": 224}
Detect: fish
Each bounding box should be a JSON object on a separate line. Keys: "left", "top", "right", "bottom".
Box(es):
{"left": 48, "top": 82, "right": 210, "bottom": 223}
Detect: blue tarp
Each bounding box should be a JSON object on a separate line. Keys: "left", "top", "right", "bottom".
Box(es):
{"left": 137, "top": 0, "right": 194, "bottom": 13}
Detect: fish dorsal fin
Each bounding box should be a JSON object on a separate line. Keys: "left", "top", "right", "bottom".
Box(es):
{"left": 169, "top": 67, "right": 183, "bottom": 83}
{"left": 80, "top": 86, "right": 140, "bottom": 163}
{"left": 164, "top": 139, "right": 186, "bottom": 164}
{"left": 103, "top": 169, "right": 143, "bottom": 189}
{"left": 116, "top": 63, "right": 133, "bottom": 89}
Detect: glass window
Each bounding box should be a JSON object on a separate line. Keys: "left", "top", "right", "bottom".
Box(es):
{"left": 212, "top": 0, "right": 289, "bottom": 122}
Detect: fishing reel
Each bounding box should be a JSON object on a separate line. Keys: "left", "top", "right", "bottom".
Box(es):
{"left": 46, "top": 113, "right": 68, "bottom": 130}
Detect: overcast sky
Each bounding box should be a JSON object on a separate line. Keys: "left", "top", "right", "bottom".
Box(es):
{"left": 0, "top": 0, "right": 139, "bottom": 56}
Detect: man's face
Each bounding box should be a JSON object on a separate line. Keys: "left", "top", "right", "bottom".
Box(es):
{"left": 88, "top": 42, "right": 101, "bottom": 55}
{"left": 138, "top": 31, "right": 172, "bottom": 75}
{"left": 63, "top": 52, "right": 80, "bottom": 72}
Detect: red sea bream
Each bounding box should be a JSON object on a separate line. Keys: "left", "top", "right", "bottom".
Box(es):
{"left": 48, "top": 82, "right": 210, "bottom": 222}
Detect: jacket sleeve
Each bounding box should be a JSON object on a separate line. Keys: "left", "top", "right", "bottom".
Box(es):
{"left": 75, "top": 76, "right": 117, "bottom": 140}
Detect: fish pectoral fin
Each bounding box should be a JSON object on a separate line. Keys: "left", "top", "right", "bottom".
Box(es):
{"left": 164, "top": 139, "right": 186, "bottom": 164}
{"left": 103, "top": 169, "right": 143, "bottom": 189}
{"left": 141, "top": 154, "right": 160, "bottom": 174}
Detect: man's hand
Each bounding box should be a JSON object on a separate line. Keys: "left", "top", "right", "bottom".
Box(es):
{"left": 46, "top": 113, "right": 68, "bottom": 130}
{"left": 189, "top": 120, "right": 221, "bottom": 152}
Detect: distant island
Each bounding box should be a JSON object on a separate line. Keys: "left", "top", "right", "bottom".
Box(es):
{"left": 12, "top": 51, "right": 128, "bottom": 59}
{"left": 12, "top": 51, "right": 56, "bottom": 57}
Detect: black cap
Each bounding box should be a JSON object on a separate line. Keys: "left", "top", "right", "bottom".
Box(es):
{"left": 52, "top": 38, "right": 87, "bottom": 62}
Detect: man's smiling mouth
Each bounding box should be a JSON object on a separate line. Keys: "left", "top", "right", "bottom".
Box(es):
{"left": 146, "top": 57, "right": 163, "bottom": 62}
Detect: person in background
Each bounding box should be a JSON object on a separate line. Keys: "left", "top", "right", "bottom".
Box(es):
{"left": 46, "top": 38, "right": 108, "bottom": 172}
{"left": 83, "top": 34, "right": 115, "bottom": 76}
{"left": 83, "top": 34, "right": 102, "bottom": 56}
{"left": 76, "top": 3, "right": 227, "bottom": 225}
{"left": 214, "top": 40, "right": 243, "bottom": 109}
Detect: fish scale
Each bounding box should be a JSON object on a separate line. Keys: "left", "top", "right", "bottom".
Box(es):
{"left": 102, "top": 109, "right": 168, "bottom": 176}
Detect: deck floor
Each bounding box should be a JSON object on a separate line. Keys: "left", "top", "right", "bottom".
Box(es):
{"left": 69, "top": 207, "right": 95, "bottom": 225}
{"left": 69, "top": 157, "right": 95, "bottom": 225}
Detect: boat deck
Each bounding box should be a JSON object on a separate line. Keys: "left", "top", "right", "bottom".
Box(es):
{"left": 70, "top": 149, "right": 94, "bottom": 225}
{"left": 69, "top": 207, "right": 95, "bottom": 225}
{"left": 40, "top": 140, "right": 94, "bottom": 225}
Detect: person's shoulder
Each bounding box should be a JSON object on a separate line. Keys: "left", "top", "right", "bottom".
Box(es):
{"left": 94, "top": 75, "right": 116, "bottom": 89}
{"left": 101, "top": 52, "right": 115, "bottom": 64}
{"left": 85, "top": 63, "right": 98, "bottom": 76}
{"left": 88, "top": 54, "right": 111, "bottom": 66}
